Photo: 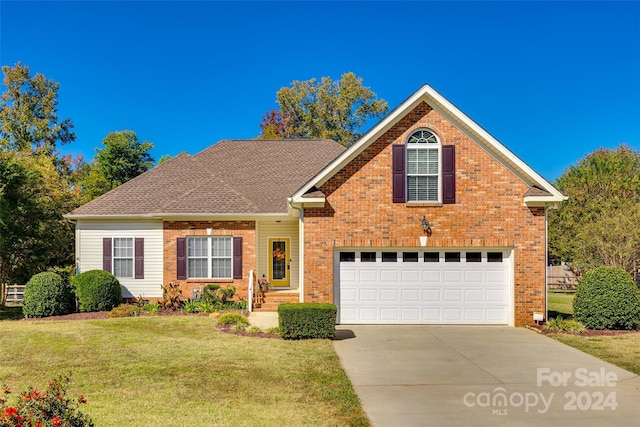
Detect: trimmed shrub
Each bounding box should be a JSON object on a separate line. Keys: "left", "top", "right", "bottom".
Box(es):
{"left": 573, "top": 267, "right": 640, "bottom": 330}
{"left": 23, "top": 272, "right": 73, "bottom": 318}
{"left": 108, "top": 304, "right": 141, "bottom": 318}
{"left": 217, "top": 312, "right": 249, "bottom": 330}
{"left": 545, "top": 317, "right": 587, "bottom": 334}
{"left": 278, "top": 303, "right": 336, "bottom": 340}
{"left": 72, "top": 270, "right": 122, "bottom": 312}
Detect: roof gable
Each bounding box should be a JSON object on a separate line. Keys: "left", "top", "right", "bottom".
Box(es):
{"left": 292, "top": 85, "right": 566, "bottom": 206}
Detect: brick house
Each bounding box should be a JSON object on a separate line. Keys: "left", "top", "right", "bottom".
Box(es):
{"left": 66, "top": 85, "right": 565, "bottom": 326}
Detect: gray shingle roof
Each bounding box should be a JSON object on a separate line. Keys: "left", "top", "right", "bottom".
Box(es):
{"left": 68, "top": 139, "right": 345, "bottom": 217}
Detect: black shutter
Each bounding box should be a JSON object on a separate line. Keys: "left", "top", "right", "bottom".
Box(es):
{"left": 103, "top": 238, "right": 112, "bottom": 273}
{"left": 392, "top": 144, "right": 406, "bottom": 203}
{"left": 135, "top": 238, "right": 144, "bottom": 279}
{"left": 233, "top": 237, "right": 243, "bottom": 279}
{"left": 442, "top": 145, "right": 456, "bottom": 204}
{"left": 176, "top": 237, "right": 187, "bottom": 280}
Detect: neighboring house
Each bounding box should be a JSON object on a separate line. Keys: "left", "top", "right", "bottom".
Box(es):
{"left": 66, "top": 85, "right": 566, "bottom": 326}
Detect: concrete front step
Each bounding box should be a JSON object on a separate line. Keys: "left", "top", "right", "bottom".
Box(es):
{"left": 252, "top": 290, "right": 300, "bottom": 312}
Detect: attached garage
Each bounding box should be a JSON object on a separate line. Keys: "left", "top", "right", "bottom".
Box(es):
{"left": 335, "top": 249, "right": 513, "bottom": 325}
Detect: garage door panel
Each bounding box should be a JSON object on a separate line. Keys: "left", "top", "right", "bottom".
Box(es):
{"left": 486, "top": 289, "right": 507, "bottom": 302}
{"left": 486, "top": 270, "right": 506, "bottom": 282}
{"left": 443, "top": 289, "right": 462, "bottom": 302}
{"left": 341, "top": 268, "right": 357, "bottom": 283}
{"left": 443, "top": 308, "right": 463, "bottom": 322}
{"left": 359, "top": 288, "right": 378, "bottom": 301}
{"left": 401, "top": 289, "right": 420, "bottom": 302}
{"left": 401, "top": 308, "right": 420, "bottom": 321}
{"left": 464, "top": 289, "right": 483, "bottom": 302}
{"left": 423, "top": 289, "right": 441, "bottom": 302}
{"left": 380, "top": 308, "right": 400, "bottom": 321}
{"left": 422, "top": 270, "right": 442, "bottom": 282}
{"left": 341, "top": 288, "right": 357, "bottom": 302}
{"left": 465, "top": 270, "right": 484, "bottom": 282}
{"left": 464, "top": 308, "right": 484, "bottom": 321}
{"left": 337, "top": 250, "right": 510, "bottom": 325}
{"left": 380, "top": 288, "right": 399, "bottom": 302}
{"left": 401, "top": 269, "right": 420, "bottom": 282}
{"left": 358, "top": 269, "right": 379, "bottom": 283}
{"left": 444, "top": 270, "right": 462, "bottom": 282}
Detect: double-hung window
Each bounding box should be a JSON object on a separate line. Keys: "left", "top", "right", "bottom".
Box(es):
{"left": 113, "top": 237, "right": 134, "bottom": 278}
{"left": 406, "top": 130, "right": 440, "bottom": 202}
{"left": 187, "top": 236, "right": 233, "bottom": 279}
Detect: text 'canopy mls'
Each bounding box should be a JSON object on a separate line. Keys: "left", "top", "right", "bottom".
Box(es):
{"left": 258, "top": 72, "right": 388, "bottom": 146}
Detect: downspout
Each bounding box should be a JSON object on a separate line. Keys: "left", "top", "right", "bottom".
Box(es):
{"left": 545, "top": 206, "right": 549, "bottom": 323}
{"left": 287, "top": 198, "right": 304, "bottom": 303}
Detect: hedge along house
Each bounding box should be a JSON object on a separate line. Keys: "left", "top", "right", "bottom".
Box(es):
{"left": 66, "top": 85, "right": 566, "bottom": 326}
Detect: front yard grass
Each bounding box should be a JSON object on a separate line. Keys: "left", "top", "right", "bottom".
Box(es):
{"left": 547, "top": 290, "right": 574, "bottom": 318}
{"left": 0, "top": 305, "right": 22, "bottom": 320}
{"left": 0, "top": 316, "right": 369, "bottom": 426}
{"left": 548, "top": 333, "right": 640, "bottom": 375}
{"left": 547, "top": 289, "right": 640, "bottom": 375}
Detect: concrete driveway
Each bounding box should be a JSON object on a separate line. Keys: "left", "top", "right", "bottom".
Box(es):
{"left": 332, "top": 326, "right": 640, "bottom": 426}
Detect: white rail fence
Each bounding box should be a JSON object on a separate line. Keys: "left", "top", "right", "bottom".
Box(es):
{"left": 2, "top": 284, "right": 25, "bottom": 306}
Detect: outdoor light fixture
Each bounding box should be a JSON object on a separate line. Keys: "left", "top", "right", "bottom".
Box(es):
{"left": 421, "top": 216, "right": 432, "bottom": 237}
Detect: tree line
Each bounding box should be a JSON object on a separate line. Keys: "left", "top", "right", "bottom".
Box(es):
{"left": 1, "top": 61, "right": 637, "bottom": 291}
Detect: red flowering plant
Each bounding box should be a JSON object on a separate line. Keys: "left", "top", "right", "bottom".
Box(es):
{"left": 257, "top": 275, "right": 270, "bottom": 294}
{"left": 0, "top": 374, "right": 93, "bottom": 427}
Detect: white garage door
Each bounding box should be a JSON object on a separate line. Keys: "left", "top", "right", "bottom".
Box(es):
{"left": 336, "top": 249, "right": 511, "bottom": 325}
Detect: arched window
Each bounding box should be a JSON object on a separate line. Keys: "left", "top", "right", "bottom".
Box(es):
{"left": 406, "top": 129, "right": 440, "bottom": 202}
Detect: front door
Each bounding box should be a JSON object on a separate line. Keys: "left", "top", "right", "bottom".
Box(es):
{"left": 268, "top": 237, "right": 290, "bottom": 288}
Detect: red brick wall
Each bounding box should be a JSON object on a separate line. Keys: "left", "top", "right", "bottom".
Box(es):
{"left": 163, "top": 221, "right": 255, "bottom": 301}
{"left": 303, "top": 102, "right": 546, "bottom": 326}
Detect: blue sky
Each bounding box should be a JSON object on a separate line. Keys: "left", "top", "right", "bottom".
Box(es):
{"left": 1, "top": 1, "right": 638, "bottom": 181}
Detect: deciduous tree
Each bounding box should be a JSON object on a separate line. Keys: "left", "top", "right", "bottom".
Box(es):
{"left": 80, "top": 130, "right": 154, "bottom": 202}
{"left": 0, "top": 62, "right": 75, "bottom": 155}
{"left": 549, "top": 145, "right": 640, "bottom": 275}
{"left": 258, "top": 72, "right": 388, "bottom": 146}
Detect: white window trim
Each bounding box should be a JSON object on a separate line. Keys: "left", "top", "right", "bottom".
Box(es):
{"left": 406, "top": 129, "right": 441, "bottom": 203}
{"left": 187, "top": 236, "right": 233, "bottom": 279}
{"left": 112, "top": 237, "right": 134, "bottom": 279}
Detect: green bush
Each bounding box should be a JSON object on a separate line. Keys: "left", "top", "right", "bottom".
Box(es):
{"left": 217, "top": 312, "right": 249, "bottom": 330}
{"left": 545, "top": 317, "right": 587, "bottom": 334}
{"left": 72, "top": 270, "right": 122, "bottom": 312}
{"left": 22, "top": 272, "right": 73, "bottom": 318}
{"left": 108, "top": 304, "right": 141, "bottom": 318}
{"left": 573, "top": 267, "right": 640, "bottom": 330}
{"left": 278, "top": 303, "right": 336, "bottom": 340}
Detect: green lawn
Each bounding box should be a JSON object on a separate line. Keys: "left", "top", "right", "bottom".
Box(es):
{"left": 546, "top": 290, "right": 640, "bottom": 375}
{"left": 549, "top": 333, "right": 640, "bottom": 375}
{"left": 547, "top": 290, "right": 574, "bottom": 319}
{"left": 0, "top": 316, "right": 369, "bottom": 426}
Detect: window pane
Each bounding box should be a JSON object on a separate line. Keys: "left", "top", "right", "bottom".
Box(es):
{"left": 408, "top": 176, "right": 438, "bottom": 202}
{"left": 466, "top": 252, "right": 482, "bottom": 262}
{"left": 488, "top": 252, "right": 503, "bottom": 263}
{"left": 424, "top": 252, "right": 439, "bottom": 262}
{"left": 445, "top": 252, "right": 461, "bottom": 262}
{"left": 212, "top": 259, "right": 231, "bottom": 278}
{"left": 361, "top": 252, "right": 376, "bottom": 262}
{"left": 212, "top": 237, "right": 231, "bottom": 257}
{"left": 188, "top": 237, "right": 208, "bottom": 257}
{"left": 403, "top": 252, "right": 418, "bottom": 262}
{"left": 340, "top": 252, "right": 355, "bottom": 262}
{"left": 188, "top": 259, "right": 208, "bottom": 278}
{"left": 382, "top": 252, "right": 397, "bottom": 262}
{"left": 114, "top": 259, "right": 133, "bottom": 278}
{"left": 113, "top": 238, "right": 133, "bottom": 258}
